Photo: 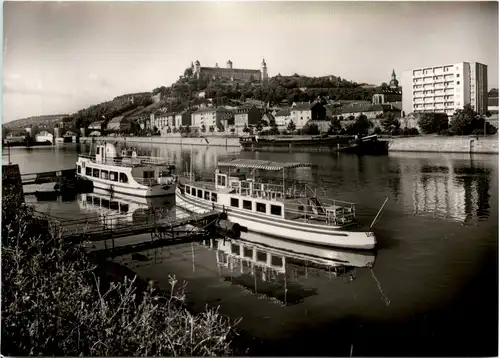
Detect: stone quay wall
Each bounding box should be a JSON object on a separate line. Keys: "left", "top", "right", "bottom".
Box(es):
{"left": 389, "top": 136, "right": 498, "bottom": 154}
{"left": 80, "top": 135, "right": 241, "bottom": 147}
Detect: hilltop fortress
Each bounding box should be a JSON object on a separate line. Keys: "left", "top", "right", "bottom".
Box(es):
{"left": 189, "top": 58, "right": 268, "bottom": 82}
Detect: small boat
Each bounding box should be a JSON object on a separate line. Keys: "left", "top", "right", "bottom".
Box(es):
{"left": 76, "top": 142, "right": 177, "bottom": 198}
{"left": 340, "top": 134, "right": 389, "bottom": 155}
{"left": 175, "top": 158, "right": 378, "bottom": 250}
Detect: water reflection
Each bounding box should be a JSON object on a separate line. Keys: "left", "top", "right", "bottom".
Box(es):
{"left": 77, "top": 188, "right": 176, "bottom": 229}
{"left": 397, "top": 154, "right": 493, "bottom": 223}
{"left": 198, "top": 232, "right": 376, "bottom": 306}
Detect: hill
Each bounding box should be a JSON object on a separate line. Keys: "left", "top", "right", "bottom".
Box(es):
{"left": 3, "top": 114, "right": 70, "bottom": 130}
{"left": 5, "top": 70, "right": 390, "bottom": 131}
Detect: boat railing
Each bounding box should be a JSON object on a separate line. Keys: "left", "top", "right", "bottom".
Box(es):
{"left": 133, "top": 177, "right": 162, "bottom": 186}
{"left": 283, "top": 195, "right": 357, "bottom": 226}
{"left": 78, "top": 154, "right": 173, "bottom": 168}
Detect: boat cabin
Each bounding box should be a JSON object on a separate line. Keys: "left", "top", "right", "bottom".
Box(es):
{"left": 183, "top": 158, "right": 357, "bottom": 227}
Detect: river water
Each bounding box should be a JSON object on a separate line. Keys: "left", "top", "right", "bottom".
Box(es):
{"left": 8, "top": 143, "right": 498, "bottom": 356}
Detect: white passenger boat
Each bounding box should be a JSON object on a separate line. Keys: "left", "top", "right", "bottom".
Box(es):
{"left": 76, "top": 142, "right": 177, "bottom": 198}
{"left": 175, "top": 158, "right": 377, "bottom": 250}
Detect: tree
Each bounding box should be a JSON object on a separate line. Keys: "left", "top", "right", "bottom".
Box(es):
{"left": 217, "top": 124, "right": 225, "bottom": 132}
{"left": 172, "top": 127, "right": 178, "bottom": 134}
{"left": 209, "top": 125, "right": 215, "bottom": 133}
{"left": 200, "top": 124, "right": 206, "bottom": 133}
{"left": 268, "top": 116, "right": 279, "bottom": 135}
{"left": 380, "top": 112, "right": 401, "bottom": 133}
{"left": 230, "top": 127, "right": 235, "bottom": 133}
{"left": 302, "top": 122, "right": 320, "bottom": 135}
{"left": 242, "top": 124, "right": 250, "bottom": 133}
{"left": 153, "top": 126, "right": 159, "bottom": 135}
{"left": 167, "top": 126, "right": 172, "bottom": 134}
{"left": 353, "top": 114, "right": 373, "bottom": 136}
{"left": 286, "top": 120, "right": 296, "bottom": 133}
{"left": 417, "top": 112, "right": 449, "bottom": 134}
{"left": 449, "top": 105, "right": 497, "bottom": 135}
{"left": 328, "top": 116, "right": 342, "bottom": 134}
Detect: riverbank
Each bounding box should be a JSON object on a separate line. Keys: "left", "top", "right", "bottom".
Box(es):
{"left": 80, "top": 135, "right": 241, "bottom": 147}
{"left": 80, "top": 134, "right": 498, "bottom": 154}
{"left": 389, "top": 135, "right": 498, "bottom": 154}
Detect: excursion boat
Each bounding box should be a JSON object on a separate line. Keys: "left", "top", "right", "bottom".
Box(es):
{"left": 175, "top": 158, "right": 378, "bottom": 250}
{"left": 76, "top": 142, "right": 178, "bottom": 198}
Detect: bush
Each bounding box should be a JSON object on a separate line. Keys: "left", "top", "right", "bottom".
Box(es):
{"left": 417, "top": 113, "right": 448, "bottom": 134}
{"left": 409, "top": 127, "right": 419, "bottom": 135}
{"left": 1, "top": 193, "right": 240, "bottom": 356}
{"left": 373, "top": 126, "right": 382, "bottom": 134}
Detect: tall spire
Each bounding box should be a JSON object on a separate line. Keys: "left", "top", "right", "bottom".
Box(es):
{"left": 391, "top": 69, "right": 396, "bottom": 79}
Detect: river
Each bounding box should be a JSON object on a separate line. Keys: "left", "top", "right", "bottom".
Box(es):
{"left": 8, "top": 142, "right": 498, "bottom": 356}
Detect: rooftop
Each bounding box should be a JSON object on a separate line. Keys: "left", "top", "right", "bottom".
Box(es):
{"left": 218, "top": 158, "right": 312, "bottom": 171}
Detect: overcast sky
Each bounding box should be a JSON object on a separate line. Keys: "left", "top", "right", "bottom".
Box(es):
{"left": 2, "top": 1, "right": 498, "bottom": 123}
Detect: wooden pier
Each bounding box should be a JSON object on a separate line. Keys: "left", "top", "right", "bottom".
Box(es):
{"left": 36, "top": 209, "right": 224, "bottom": 245}
{"left": 21, "top": 168, "right": 77, "bottom": 186}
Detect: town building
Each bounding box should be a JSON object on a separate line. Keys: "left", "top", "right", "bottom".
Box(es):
{"left": 402, "top": 62, "right": 488, "bottom": 117}
{"left": 274, "top": 109, "right": 292, "bottom": 129}
{"left": 488, "top": 97, "right": 498, "bottom": 114}
{"left": 234, "top": 105, "right": 262, "bottom": 131}
{"left": 107, "top": 116, "right": 131, "bottom": 132}
{"left": 191, "top": 107, "right": 234, "bottom": 130}
{"left": 175, "top": 110, "right": 192, "bottom": 128}
{"left": 190, "top": 58, "right": 268, "bottom": 82}
{"left": 341, "top": 103, "right": 384, "bottom": 120}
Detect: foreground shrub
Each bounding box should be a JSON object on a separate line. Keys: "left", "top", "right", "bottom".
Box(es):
{"left": 1, "top": 193, "right": 240, "bottom": 356}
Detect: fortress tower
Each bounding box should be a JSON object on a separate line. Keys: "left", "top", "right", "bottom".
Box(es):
{"left": 261, "top": 58, "right": 268, "bottom": 82}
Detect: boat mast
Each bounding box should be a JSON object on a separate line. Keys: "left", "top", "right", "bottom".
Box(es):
{"left": 282, "top": 168, "right": 286, "bottom": 196}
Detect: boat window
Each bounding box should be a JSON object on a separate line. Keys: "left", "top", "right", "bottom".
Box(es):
{"left": 101, "top": 199, "right": 110, "bottom": 208}
{"left": 211, "top": 192, "right": 217, "bottom": 202}
{"left": 191, "top": 187, "right": 196, "bottom": 196}
{"left": 197, "top": 189, "right": 203, "bottom": 198}
{"left": 186, "top": 185, "right": 191, "bottom": 194}
{"left": 92, "top": 197, "right": 100, "bottom": 205}
{"left": 77, "top": 165, "right": 81, "bottom": 174}
{"left": 204, "top": 191, "right": 210, "bottom": 200}
{"left": 271, "top": 255, "right": 283, "bottom": 267}
{"left": 86, "top": 167, "right": 92, "bottom": 176}
{"left": 92, "top": 168, "right": 100, "bottom": 178}
{"left": 243, "top": 247, "right": 253, "bottom": 258}
{"left": 231, "top": 244, "right": 240, "bottom": 255}
{"left": 119, "top": 173, "right": 128, "bottom": 183}
{"left": 109, "top": 171, "right": 118, "bottom": 182}
{"left": 243, "top": 200, "right": 252, "bottom": 210}
{"left": 256, "top": 251, "right": 267, "bottom": 263}
{"left": 110, "top": 201, "right": 119, "bottom": 210}
{"left": 143, "top": 171, "right": 154, "bottom": 179}
{"left": 230, "top": 198, "right": 239, "bottom": 208}
{"left": 97, "top": 147, "right": 100, "bottom": 155}
{"left": 256, "top": 202, "right": 267, "bottom": 213}
{"left": 120, "top": 204, "right": 129, "bottom": 214}
{"left": 270, "top": 204, "right": 282, "bottom": 216}
{"left": 86, "top": 196, "right": 92, "bottom": 203}
{"left": 101, "top": 170, "right": 109, "bottom": 180}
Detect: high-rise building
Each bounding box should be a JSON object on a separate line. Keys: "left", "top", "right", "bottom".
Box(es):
{"left": 402, "top": 62, "right": 488, "bottom": 117}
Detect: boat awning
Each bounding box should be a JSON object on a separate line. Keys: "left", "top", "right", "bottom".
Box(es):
{"left": 217, "top": 158, "right": 312, "bottom": 171}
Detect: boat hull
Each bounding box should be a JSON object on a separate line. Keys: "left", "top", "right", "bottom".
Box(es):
{"left": 78, "top": 174, "right": 176, "bottom": 198}
{"left": 176, "top": 188, "right": 376, "bottom": 250}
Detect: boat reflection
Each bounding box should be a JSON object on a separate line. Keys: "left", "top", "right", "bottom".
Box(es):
{"left": 78, "top": 188, "right": 176, "bottom": 229}
{"left": 199, "top": 231, "right": 377, "bottom": 305}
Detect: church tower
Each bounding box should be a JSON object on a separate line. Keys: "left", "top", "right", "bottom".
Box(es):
{"left": 389, "top": 69, "right": 399, "bottom": 89}
{"left": 261, "top": 58, "right": 268, "bottom": 82}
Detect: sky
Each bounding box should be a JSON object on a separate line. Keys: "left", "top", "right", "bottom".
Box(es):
{"left": 2, "top": 1, "right": 499, "bottom": 123}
